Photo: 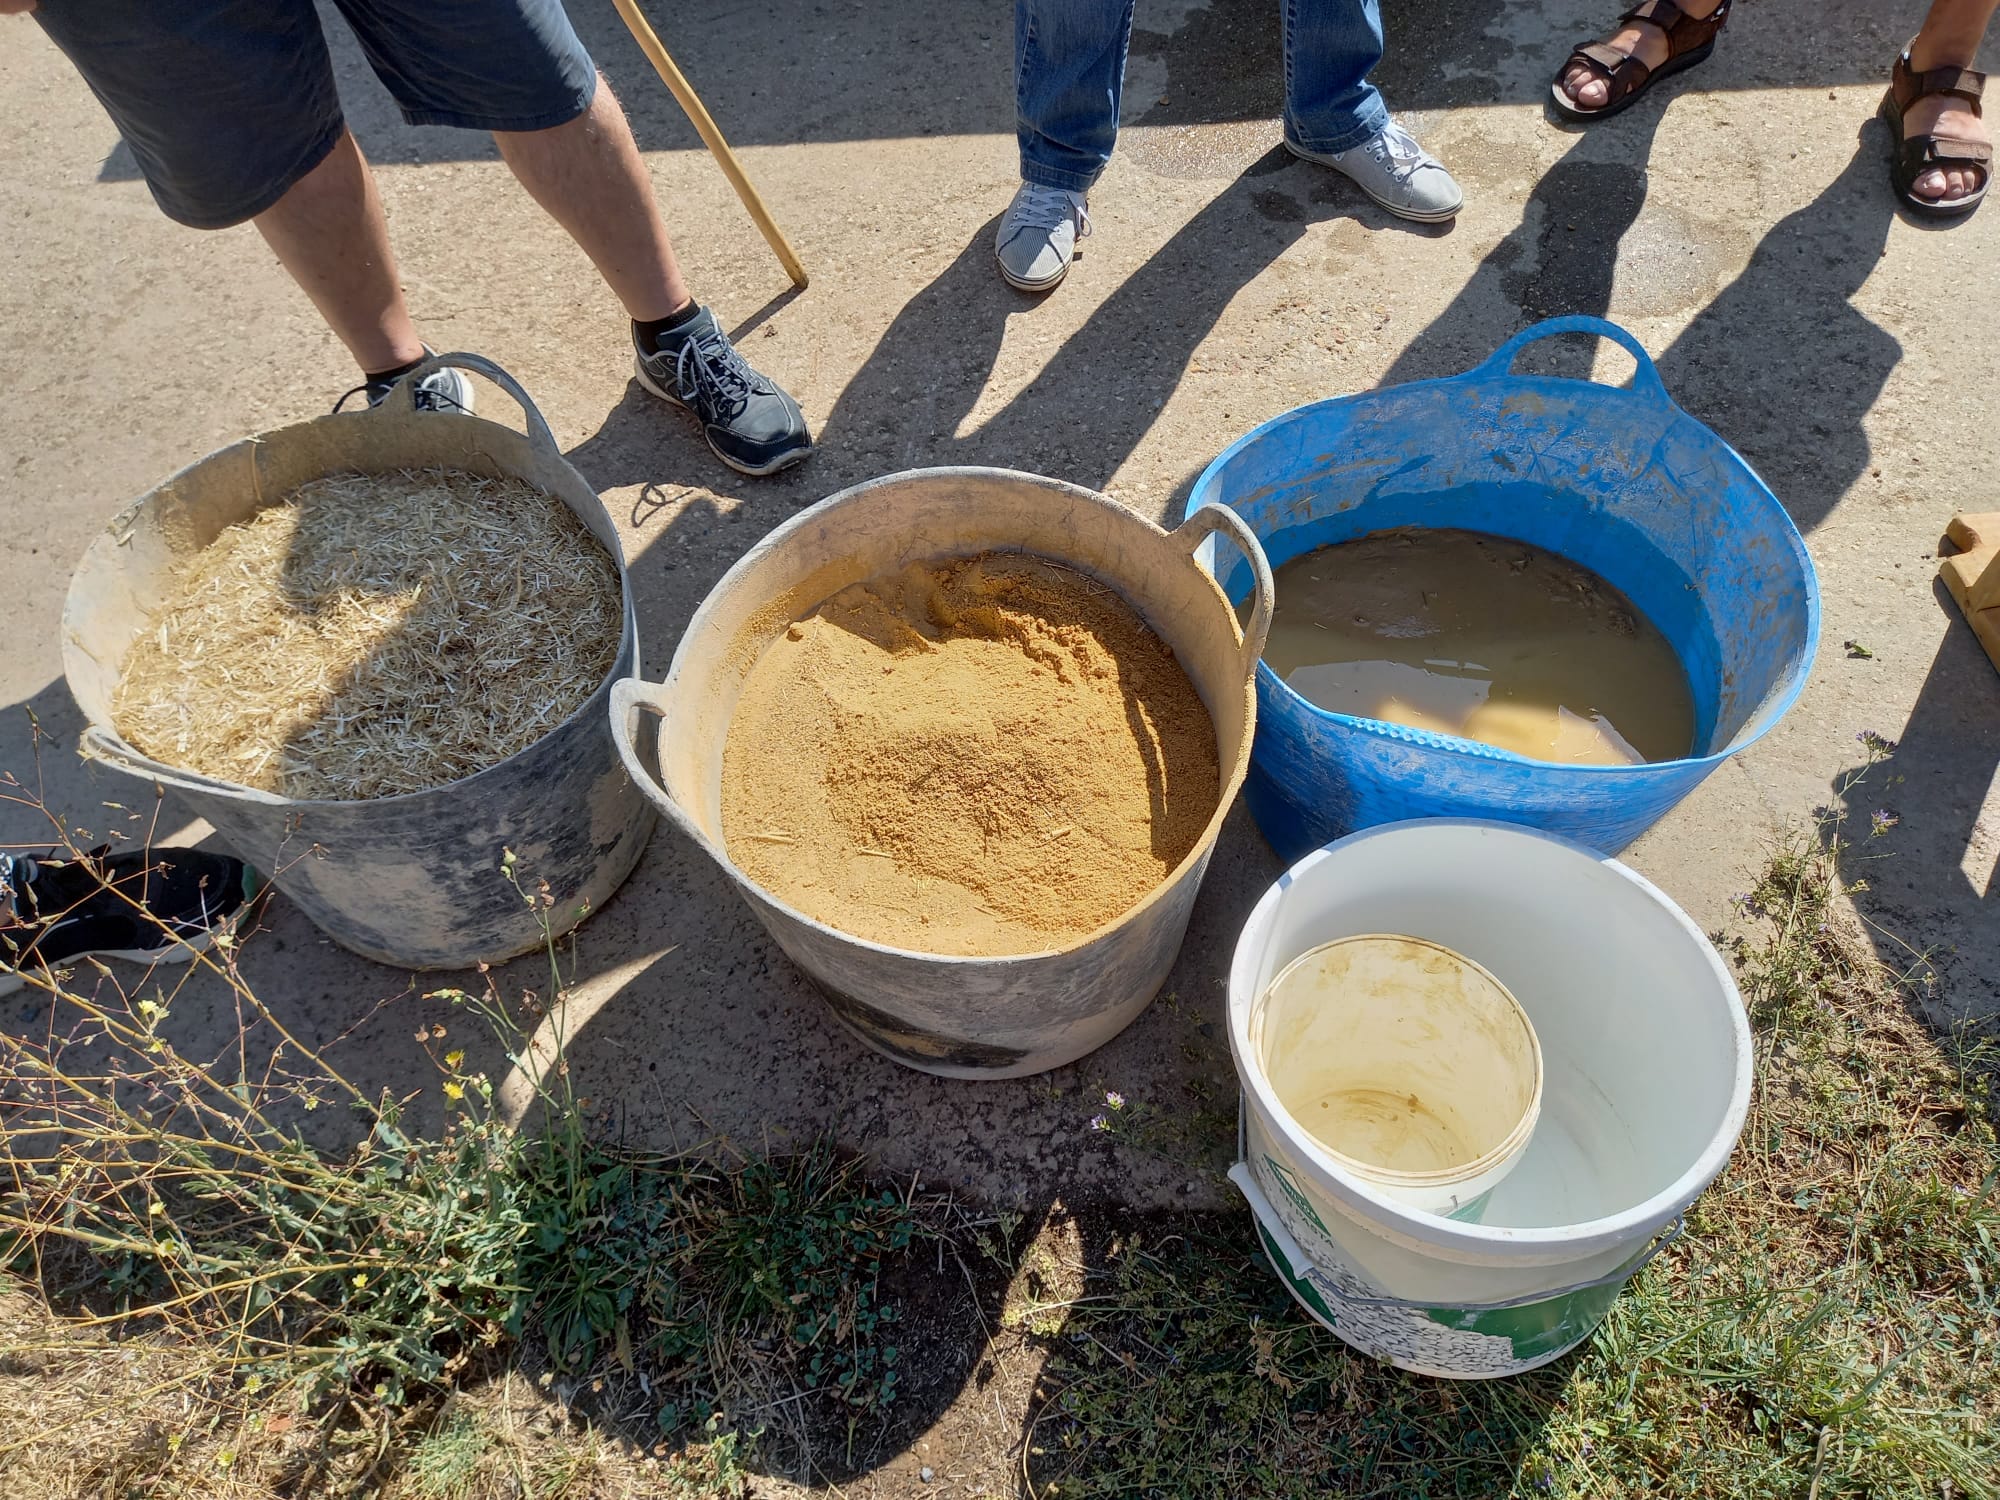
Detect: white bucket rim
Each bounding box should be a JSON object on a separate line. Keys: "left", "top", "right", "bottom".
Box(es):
{"left": 646, "top": 465, "right": 1264, "bottom": 967}
{"left": 1254, "top": 934, "right": 1544, "bottom": 1192}
{"left": 1230, "top": 818, "right": 1753, "bottom": 1258}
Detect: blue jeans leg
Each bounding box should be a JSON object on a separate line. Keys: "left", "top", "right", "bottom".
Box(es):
{"left": 1016, "top": 0, "right": 1135, "bottom": 192}
{"left": 1282, "top": 0, "right": 1390, "bottom": 154}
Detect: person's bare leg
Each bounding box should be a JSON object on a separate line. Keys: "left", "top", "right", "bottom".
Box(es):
{"left": 492, "top": 76, "right": 692, "bottom": 323}
{"left": 1904, "top": 0, "right": 1998, "bottom": 202}
{"left": 1557, "top": 0, "right": 1724, "bottom": 111}
{"left": 253, "top": 131, "right": 423, "bottom": 374}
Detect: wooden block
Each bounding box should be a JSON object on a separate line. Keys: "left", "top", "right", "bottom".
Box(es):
{"left": 1939, "top": 512, "right": 2000, "bottom": 675}
{"left": 1942, "top": 512, "right": 2000, "bottom": 611}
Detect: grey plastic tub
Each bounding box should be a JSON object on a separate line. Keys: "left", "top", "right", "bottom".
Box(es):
{"left": 611, "top": 466, "right": 1272, "bottom": 1078}
{"left": 60, "top": 354, "right": 656, "bottom": 969}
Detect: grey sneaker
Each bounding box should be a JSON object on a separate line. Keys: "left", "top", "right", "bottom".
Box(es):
{"left": 994, "top": 182, "right": 1092, "bottom": 292}
{"left": 345, "top": 348, "right": 476, "bottom": 415}
{"left": 1286, "top": 119, "right": 1464, "bottom": 223}
{"left": 633, "top": 307, "right": 812, "bottom": 477}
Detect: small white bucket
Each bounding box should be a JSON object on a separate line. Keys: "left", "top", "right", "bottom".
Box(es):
{"left": 1255, "top": 935, "right": 1542, "bottom": 1221}
{"left": 1229, "top": 820, "right": 1751, "bottom": 1379}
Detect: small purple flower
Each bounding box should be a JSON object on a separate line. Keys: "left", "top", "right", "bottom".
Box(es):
{"left": 1089, "top": 1113, "right": 1110, "bottom": 1132}
{"left": 1870, "top": 809, "right": 1899, "bottom": 836}
{"left": 1104, "top": 1090, "right": 1126, "bottom": 1110}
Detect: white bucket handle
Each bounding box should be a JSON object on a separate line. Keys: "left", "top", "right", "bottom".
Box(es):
{"left": 1175, "top": 503, "right": 1274, "bottom": 675}
{"left": 608, "top": 676, "right": 728, "bottom": 864}
{"left": 384, "top": 351, "right": 564, "bottom": 463}
{"left": 1230, "top": 1162, "right": 1684, "bottom": 1314}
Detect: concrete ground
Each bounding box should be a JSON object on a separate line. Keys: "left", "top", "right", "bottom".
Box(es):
{"left": 4, "top": 0, "right": 1999, "bottom": 1225}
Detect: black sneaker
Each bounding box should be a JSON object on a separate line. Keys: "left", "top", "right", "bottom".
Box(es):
{"left": 0, "top": 847, "right": 265, "bottom": 997}
{"left": 633, "top": 308, "right": 812, "bottom": 476}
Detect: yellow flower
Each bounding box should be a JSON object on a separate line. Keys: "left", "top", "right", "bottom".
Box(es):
{"left": 352, "top": 1273, "right": 369, "bottom": 1289}
{"left": 442, "top": 1081, "right": 464, "bottom": 1101}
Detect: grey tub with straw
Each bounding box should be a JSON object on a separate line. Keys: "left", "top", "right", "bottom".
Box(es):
{"left": 60, "top": 354, "right": 655, "bottom": 970}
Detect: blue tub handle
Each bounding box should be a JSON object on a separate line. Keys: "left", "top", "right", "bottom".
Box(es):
{"left": 1466, "top": 316, "right": 1671, "bottom": 406}
{"left": 1177, "top": 503, "right": 1275, "bottom": 673}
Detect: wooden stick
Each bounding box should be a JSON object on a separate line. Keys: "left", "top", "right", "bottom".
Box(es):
{"left": 609, "top": 0, "right": 810, "bottom": 289}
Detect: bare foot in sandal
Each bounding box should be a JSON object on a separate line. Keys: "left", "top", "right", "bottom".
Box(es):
{"left": 1898, "top": 29, "right": 1993, "bottom": 207}
{"left": 1554, "top": 0, "right": 1729, "bottom": 120}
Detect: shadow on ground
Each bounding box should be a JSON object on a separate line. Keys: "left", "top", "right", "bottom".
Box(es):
{"left": 1009, "top": 1206, "right": 1576, "bottom": 1496}
{"left": 1382, "top": 119, "right": 1902, "bottom": 537}
{"left": 84, "top": 0, "right": 1915, "bottom": 185}
{"left": 1835, "top": 582, "right": 2000, "bottom": 1031}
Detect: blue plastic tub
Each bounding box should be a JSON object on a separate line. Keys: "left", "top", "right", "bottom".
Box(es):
{"left": 1191, "top": 316, "right": 1819, "bottom": 861}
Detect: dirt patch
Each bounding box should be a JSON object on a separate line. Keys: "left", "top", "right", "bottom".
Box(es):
{"left": 722, "top": 552, "right": 1220, "bottom": 955}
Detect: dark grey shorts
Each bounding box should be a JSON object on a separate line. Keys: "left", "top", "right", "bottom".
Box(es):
{"left": 34, "top": 0, "right": 597, "bottom": 229}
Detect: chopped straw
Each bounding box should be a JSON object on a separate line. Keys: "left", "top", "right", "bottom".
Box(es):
{"left": 111, "top": 468, "right": 622, "bottom": 801}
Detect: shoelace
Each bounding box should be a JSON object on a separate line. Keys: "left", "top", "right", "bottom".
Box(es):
{"left": 1005, "top": 183, "right": 1092, "bottom": 242}
{"left": 332, "top": 373, "right": 471, "bottom": 415}
{"left": 1368, "top": 122, "right": 1437, "bottom": 182}
{"left": 672, "top": 327, "right": 763, "bottom": 420}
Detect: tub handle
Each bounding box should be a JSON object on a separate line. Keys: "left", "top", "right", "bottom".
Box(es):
{"left": 378, "top": 351, "right": 565, "bottom": 463}
{"left": 1175, "top": 503, "right": 1274, "bottom": 673}
{"left": 1230, "top": 1161, "right": 1684, "bottom": 1314}
{"left": 1466, "top": 316, "right": 1671, "bottom": 406}
{"left": 77, "top": 726, "right": 297, "bottom": 807}
{"left": 608, "top": 676, "right": 728, "bottom": 863}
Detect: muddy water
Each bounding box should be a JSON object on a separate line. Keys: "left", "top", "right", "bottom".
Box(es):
{"left": 1255, "top": 528, "right": 1694, "bottom": 765}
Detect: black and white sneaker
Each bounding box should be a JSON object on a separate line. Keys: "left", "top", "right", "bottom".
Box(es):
{"left": 633, "top": 308, "right": 812, "bottom": 476}
{"left": 0, "top": 847, "right": 265, "bottom": 997}
{"left": 337, "top": 346, "right": 477, "bottom": 415}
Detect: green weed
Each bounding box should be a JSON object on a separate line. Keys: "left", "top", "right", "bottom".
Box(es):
{"left": 0, "top": 803, "right": 928, "bottom": 1494}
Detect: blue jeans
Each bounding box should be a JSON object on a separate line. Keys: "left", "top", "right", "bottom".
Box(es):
{"left": 1016, "top": 0, "right": 1389, "bottom": 191}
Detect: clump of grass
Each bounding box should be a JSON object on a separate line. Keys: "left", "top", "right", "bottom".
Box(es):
{"left": 1024, "top": 744, "right": 2000, "bottom": 1499}
{"left": 0, "top": 789, "right": 932, "bottom": 1495}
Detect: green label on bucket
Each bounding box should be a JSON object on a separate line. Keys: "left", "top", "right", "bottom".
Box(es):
{"left": 1424, "top": 1281, "right": 1623, "bottom": 1364}
{"left": 1263, "top": 1156, "right": 1333, "bottom": 1239}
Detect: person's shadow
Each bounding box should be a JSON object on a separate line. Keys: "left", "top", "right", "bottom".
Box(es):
{"left": 1384, "top": 118, "right": 1901, "bottom": 538}
{"left": 817, "top": 145, "right": 1447, "bottom": 492}
{"left": 1835, "top": 580, "right": 2000, "bottom": 1030}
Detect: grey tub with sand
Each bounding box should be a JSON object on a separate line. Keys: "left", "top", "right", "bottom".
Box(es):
{"left": 61, "top": 355, "right": 656, "bottom": 969}
{"left": 611, "top": 467, "right": 1273, "bottom": 1078}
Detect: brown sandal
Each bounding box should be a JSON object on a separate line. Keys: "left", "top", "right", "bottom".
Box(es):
{"left": 1881, "top": 45, "right": 1990, "bottom": 219}
{"left": 1550, "top": 0, "right": 1732, "bottom": 123}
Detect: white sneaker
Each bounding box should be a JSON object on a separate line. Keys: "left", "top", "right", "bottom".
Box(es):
{"left": 994, "top": 182, "right": 1092, "bottom": 292}
{"left": 1286, "top": 119, "right": 1464, "bottom": 223}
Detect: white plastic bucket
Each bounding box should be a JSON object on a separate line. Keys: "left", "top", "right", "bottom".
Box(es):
{"left": 1255, "top": 935, "right": 1542, "bottom": 1221}
{"left": 1228, "top": 820, "right": 1752, "bottom": 1378}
